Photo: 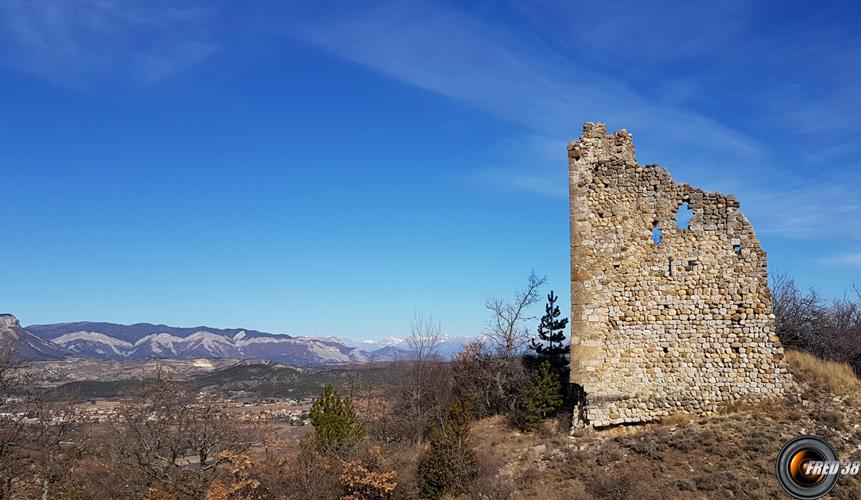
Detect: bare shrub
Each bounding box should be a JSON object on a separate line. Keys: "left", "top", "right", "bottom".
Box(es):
{"left": 471, "top": 477, "right": 515, "bottom": 500}
{"left": 87, "top": 374, "right": 255, "bottom": 498}
{"left": 451, "top": 340, "right": 526, "bottom": 419}
{"left": 279, "top": 438, "right": 402, "bottom": 499}
{"left": 472, "top": 447, "right": 513, "bottom": 500}
{"left": 617, "top": 435, "right": 667, "bottom": 461}
{"left": 387, "top": 313, "right": 453, "bottom": 444}
{"left": 0, "top": 347, "right": 65, "bottom": 498}
{"left": 517, "top": 465, "right": 540, "bottom": 488}
{"left": 595, "top": 444, "right": 624, "bottom": 466}
{"left": 771, "top": 271, "right": 827, "bottom": 351}
{"left": 0, "top": 346, "right": 26, "bottom": 496}
{"left": 583, "top": 465, "right": 661, "bottom": 500}
{"left": 281, "top": 435, "right": 343, "bottom": 500}
{"left": 772, "top": 272, "right": 861, "bottom": 375}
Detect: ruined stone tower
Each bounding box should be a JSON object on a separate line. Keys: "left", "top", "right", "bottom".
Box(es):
{"left": 568, "top": 123, "right": 792, "bottom": 428}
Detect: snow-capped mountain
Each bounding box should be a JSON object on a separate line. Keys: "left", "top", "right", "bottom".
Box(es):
{"left": 337, "top": 335, "right": 477, "bottom": 360}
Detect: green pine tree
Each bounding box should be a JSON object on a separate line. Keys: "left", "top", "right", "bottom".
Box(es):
{"left": 529, "top": 290, "right": 570, "bottom": 368}
{"left": 309, "top": 384, "right": 365, "bottom": 455}
{"left": 417, "top": 399, "right": 477, "bottom": 499}
{"left": 514, "top": 361, "right": 563, "bottom": 432}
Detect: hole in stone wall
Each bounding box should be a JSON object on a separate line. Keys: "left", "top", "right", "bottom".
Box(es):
{"left": 668, "top": 257, "right": 674, "bottom": 277}
{"left": 651, "top": 222, "right": 663, "bottom": 246}
{"left": 733, "top": 244, "right": 742, "bottom": 255}
{"left": 662, "top": 346, "right": 669, "bottom": 354}
{"left": 676, "top": 201, "right": 694, "bottom": 229}
{"left": 688, "top": 260, "right": 698, "bottom": 269}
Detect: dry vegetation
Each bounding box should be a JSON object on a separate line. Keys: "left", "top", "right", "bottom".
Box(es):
{"left": 3, "top": 345, "right": 857, "bottom": 499}
{"left": 785, "top": 349, "right": 861, "bottom": 398}
{"left": 1, "top": 274, "right": 860, "bottom": 498}
{"left": 772, "top": 272, "right": 861, "bottom": 376}
{"left": 464, "top": 351, "right": 861, "bottom": 500}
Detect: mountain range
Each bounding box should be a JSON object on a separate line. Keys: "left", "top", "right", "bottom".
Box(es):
{"left": 0, "top": 314, "right": 473, "bottom": 365}
{"left": 0, "top": 314, "right": 67, "bottom": 361}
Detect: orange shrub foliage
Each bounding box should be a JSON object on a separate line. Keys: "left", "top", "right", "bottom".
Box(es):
{"left": 340, "top": 445, "right": 398, "bottom": 500}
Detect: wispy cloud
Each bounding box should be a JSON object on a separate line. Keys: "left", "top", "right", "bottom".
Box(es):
{"left": 290, "top": 1, "right": 766, "bottom": 160}
{"left": 3, "top": 1, "right": 858, "bottom": 242}
{"left": 820, "top": 253, "right": 861, "bottom": 269}
{"left": 732, "top": 153, "right": 861, "bottom": 241}
{"left": 512, "top": 0, "right": 753, "bottom": 67}
{"left": 287, "top": 1, "right": 861, "bottom": 242}
{"left": 463, "top": 166, "right": 567, "bottom": 198}
{"left": 461, "top": 134, "right": 569, "bottom": 197}
{"left": 0, "top": 0, "right": 217, "bottom": 87}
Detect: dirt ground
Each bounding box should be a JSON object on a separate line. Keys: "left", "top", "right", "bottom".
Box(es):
{"left": 468, "top": 357, "right": 861, "bottom": 499}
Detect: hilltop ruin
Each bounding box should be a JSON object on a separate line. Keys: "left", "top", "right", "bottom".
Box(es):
{"left": 568, "top": 123, "right": 793, "bottom": 428}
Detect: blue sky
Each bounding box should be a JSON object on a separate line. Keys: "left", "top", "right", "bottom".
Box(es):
{"left": 1, "top": 0, "right": 859, "bottom": 339}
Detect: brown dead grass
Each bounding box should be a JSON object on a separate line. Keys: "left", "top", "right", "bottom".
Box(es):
{"left": 784, "top": 349, "right": 861, "bottom": 398}
{"left": 463, "top": 352, "right": 861, "bottom": 499}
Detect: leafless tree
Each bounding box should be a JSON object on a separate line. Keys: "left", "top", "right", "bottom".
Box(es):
{"left": 384, "top": 313, "right": 452, "bottom": 444}
{"left": 406, "top": 312, "right": 443, "bottom": 363}
{"left": 28, "top": 402, "right": 76, "bottom": 500}
{"left": 0, "top": 345, "right": 27, "bottom": 496}
{"left": 484, "top": 271, "right": 547, "bottom": 357}
{"left": 772, "top": 271, "right": 861, "bottom": 374}
{"left": 93, "top": 372, "right": 254, "bottom": 498}
{"left": 0, "top": 346, "right": 73, "bottom": 499}
{"left": 771, "top": 271, "right": 826, "bottom": 351}
{"left": 829, "top": 285, "right": 861, "bottom": 373}
{"left": 452, "top": 340, "right": 526, "bottom": 419}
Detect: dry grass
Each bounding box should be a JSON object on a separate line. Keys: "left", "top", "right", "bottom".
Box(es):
{"left": 463, "top": 352, "right": 861, "bottom": 499}
{"left": 447, "top": 350, "right": 861, "bottom": 499}
{"left": 784, "top": 349, "right": 861, "bottom": 397}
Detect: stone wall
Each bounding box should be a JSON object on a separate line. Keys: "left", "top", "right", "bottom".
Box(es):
{"left": 568, "top": 123, "right": 793, "bottom": 428}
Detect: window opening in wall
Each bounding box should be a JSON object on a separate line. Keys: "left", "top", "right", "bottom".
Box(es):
{"left": 676, "top": 201, "right": 694, "bottom": 229}
{"left": 651, "top": 222, "right": 662, "bottom": 245}
{"left": 668, "top": 256, "right": 674, "bottom": 277}
{"left": 733, "top": 244, "right": 742, "bottom": 255}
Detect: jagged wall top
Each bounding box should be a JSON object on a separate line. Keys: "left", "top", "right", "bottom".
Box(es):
{"left": 568, "top": 123, "right": 636, "bottom": 165}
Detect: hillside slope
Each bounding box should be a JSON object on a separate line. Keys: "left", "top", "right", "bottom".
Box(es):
{"left": 0, "top": 314, "right": 68, "bottom": 361}
{"left": 467, "top": 350, "right": 861, "bottom": 499}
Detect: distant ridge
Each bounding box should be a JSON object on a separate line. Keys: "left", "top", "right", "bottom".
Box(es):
{"left": 27, "top": 322, "right": 288, "bottom": 344}
{"left": 2, "top": 316, "right": 474, "bottom": 365}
